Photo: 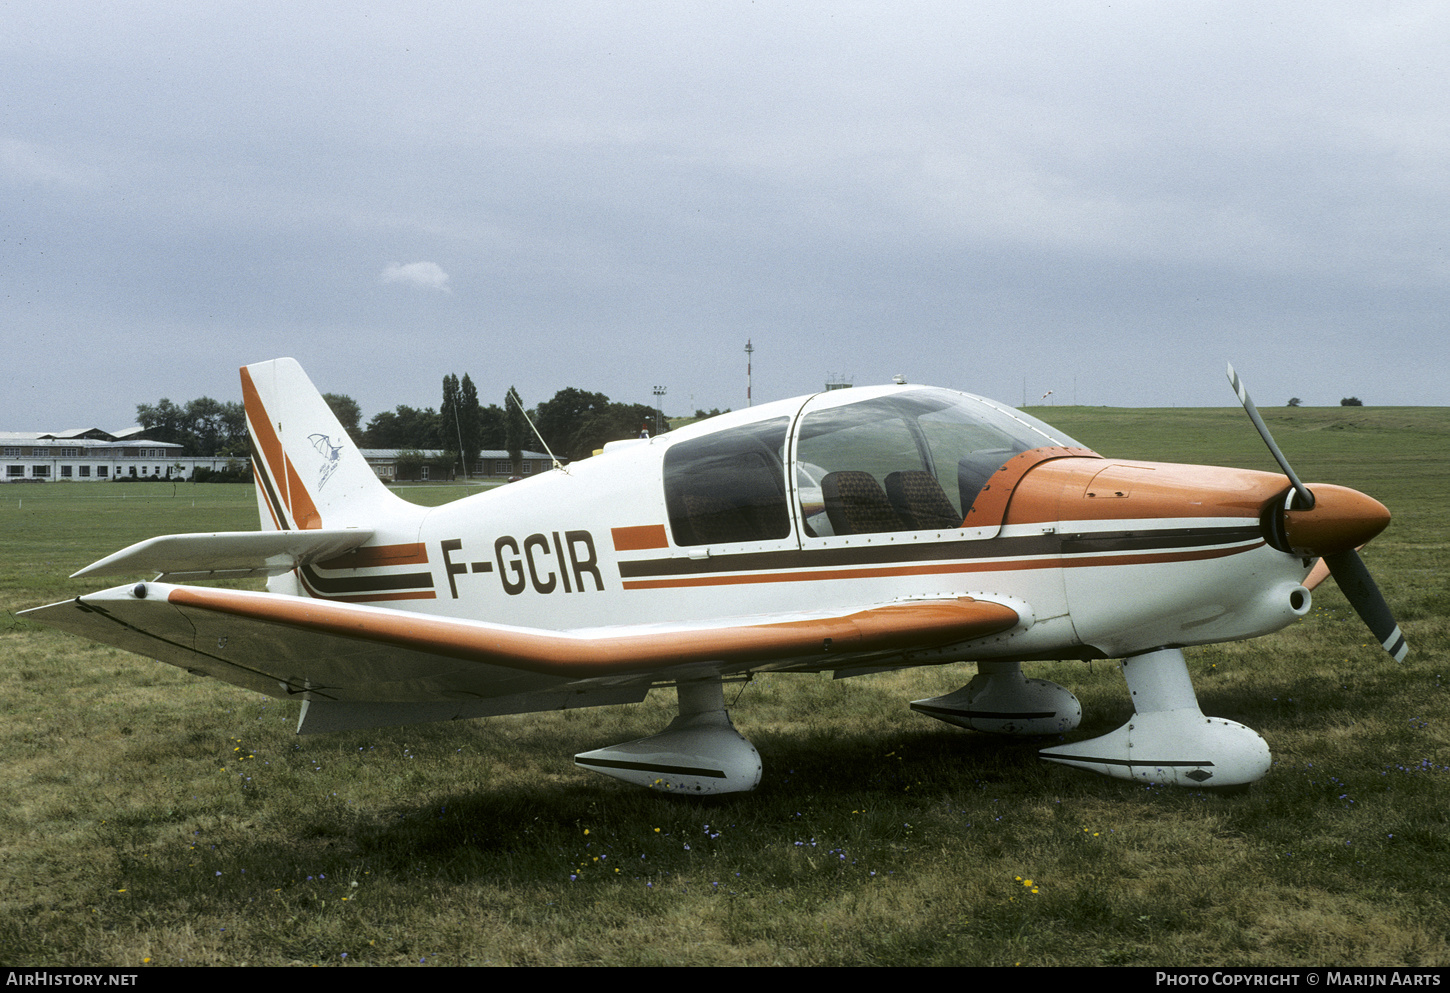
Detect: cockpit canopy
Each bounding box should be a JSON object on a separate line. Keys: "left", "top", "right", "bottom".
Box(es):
{"left": 663, "top": 387, "right": 1081, "bottom": 546}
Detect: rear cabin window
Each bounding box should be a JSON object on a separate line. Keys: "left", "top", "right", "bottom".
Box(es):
{"left": 665, "top": 418, "right": 791, "bottom": 546}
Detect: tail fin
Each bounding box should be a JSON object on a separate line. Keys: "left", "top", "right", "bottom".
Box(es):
{"left": 243, "top": 358, "right": 404, "bottom": 531}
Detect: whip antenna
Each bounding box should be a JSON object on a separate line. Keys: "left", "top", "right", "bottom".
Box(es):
{"left": 508, "top": 387, "right": 565, "bottom": 472}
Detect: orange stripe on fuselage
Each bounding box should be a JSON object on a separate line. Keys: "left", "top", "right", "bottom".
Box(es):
{"left": 240, "top": 366, "right": 322, "bottom": 530}
{"left": 612, "top": 524, "right": 669, "bottom": 551}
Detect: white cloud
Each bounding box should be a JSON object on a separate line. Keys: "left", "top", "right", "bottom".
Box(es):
{"left": 380, "top": 261, "right": 451, "bottom": 292}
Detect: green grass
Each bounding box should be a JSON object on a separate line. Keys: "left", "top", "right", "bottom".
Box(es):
{"left": 2, "top": 410, "right": 1448, "bottom": 967}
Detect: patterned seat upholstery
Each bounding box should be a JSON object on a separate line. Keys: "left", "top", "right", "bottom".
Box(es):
{"left": 821, "top": 471, "right": 904, "bottom": 535}
{"left": 885, "top": 470, "right": 963, "bottom": 530}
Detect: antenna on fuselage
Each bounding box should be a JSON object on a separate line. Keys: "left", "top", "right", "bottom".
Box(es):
{"left": 508, "top": 387, "right": 566, "bottom": 473}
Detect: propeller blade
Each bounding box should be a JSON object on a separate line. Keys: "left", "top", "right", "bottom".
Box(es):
{"left": 1226, "top": 362, "right": 1407, "bottom": 661}
{"left": 1226, "top": 363, "right": 1315, "bottom": 510}
{"left": 1324, "top": 550, "right": 1409, "bottom": 662}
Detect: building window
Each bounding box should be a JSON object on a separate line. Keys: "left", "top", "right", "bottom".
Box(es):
{"left": 61, "top": 465, "right": 73, "bottom": 477}
{"left": 31, "top": 465, "right": 50, "bottom": 478}
{"left": 32, "top": 448, "right": 50, "bottom": 456}
{"left": 6, "top": 465, "right": 23, "bottom": 478}
{"left": 79, "top": 465, "right": 91, "bottom": 477}
{"left": 60, "top": 448, "right": 78, "bottom": 457}
{"left": 98, "top": 466, "right": 108, "bottom": 477}
{"left": 2, "top": 448, "right": 19, "bottom": 458}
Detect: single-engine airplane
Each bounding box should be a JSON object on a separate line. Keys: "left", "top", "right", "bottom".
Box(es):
{"left": 22, "top": 359, "right": 1407, "bottom": 792}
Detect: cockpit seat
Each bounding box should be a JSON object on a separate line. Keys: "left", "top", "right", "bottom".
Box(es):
{"left": 885, "top": 470, "right": 963, "bottom": 530}
{"left": 821, "top": 471, "right": 904, "bottom": 535}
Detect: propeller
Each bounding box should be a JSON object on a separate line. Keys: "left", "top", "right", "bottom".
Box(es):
{"left": 1226, "top": 363, "right": 1408, "bottom": 662}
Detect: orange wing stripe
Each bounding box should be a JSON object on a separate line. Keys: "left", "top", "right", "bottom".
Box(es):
{"left": 165, "top": 586, "right": 1018, "bottom": 677}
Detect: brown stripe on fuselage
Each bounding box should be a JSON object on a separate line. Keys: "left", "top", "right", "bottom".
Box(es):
{"left": 317, "top": 542, "right": 430, "bottom": 570}
{"left": 619, "top": 537, "right": 1265, "bottom": 590}
{"left": 296, "top": 567, "right": 437, "bottom": 602}
{"left": 617, "top": 526, "right": 1258, "bottom": 579}
{"left": 298, "top": 563, "right": 435, "bottom": 596}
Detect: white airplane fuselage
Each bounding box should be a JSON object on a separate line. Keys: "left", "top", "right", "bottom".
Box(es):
{"left": 275, "top": 384, "right": 1317, "bottom": 672}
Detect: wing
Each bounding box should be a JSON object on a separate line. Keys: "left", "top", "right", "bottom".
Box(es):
{"left": 70, "top": 529, "right": 375, "bottom": 582}
{"left": 21, "top": 583, "right": 1022, "bottom": 730}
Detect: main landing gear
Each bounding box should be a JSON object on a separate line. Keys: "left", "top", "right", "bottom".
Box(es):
{"left": 1037, "top": 648, "right": 1270, "bottom": 787}
{"left": 575, "top": 649, "right": 1270, "bottom": 794}
{"left": 910, "top": 660, "right": 1082, "bottom": 735}
{"left": 574, "top": 677, "right": 762, "bottom": 794}
{"left": 915, "top": 651, "right": 1270, "bottom": 787}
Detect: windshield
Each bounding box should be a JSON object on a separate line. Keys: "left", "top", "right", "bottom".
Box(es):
{"left": 795, "top": 388, "right": 1078, "bottom": 537}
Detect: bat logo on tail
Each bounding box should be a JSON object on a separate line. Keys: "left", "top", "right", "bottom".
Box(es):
{"left": 309, "top": 433, "right": 344, "bottom": 490}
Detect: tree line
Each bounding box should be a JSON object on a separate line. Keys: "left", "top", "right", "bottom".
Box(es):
{"left": 136, "top": 375, "right": 682, "bottom": 474}
{"left": 360, "top": 378, "right": 667, "bottom": 470}
{"left": 134, "top": 398, "right": 249, "bottom": 456}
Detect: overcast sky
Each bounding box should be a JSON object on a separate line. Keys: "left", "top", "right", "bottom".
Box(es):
{"left": 5, "top": 1, "right": 1448, "bottom": 432}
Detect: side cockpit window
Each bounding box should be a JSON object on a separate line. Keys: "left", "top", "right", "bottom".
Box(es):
{"left": 797, "top": 390, "right": 1049, "bottom": 537}
{"left": 665, "top": 418, "right": 791, "bottom": 546}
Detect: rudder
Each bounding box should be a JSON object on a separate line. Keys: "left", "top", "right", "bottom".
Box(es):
{"left": 243, "top": 358, "right": 404, "bottom": 531}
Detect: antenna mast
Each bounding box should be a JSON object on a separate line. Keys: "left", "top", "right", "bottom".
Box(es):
{"left": 745, "top": 338, "right": 754, "bottom": 407}
{"left": 508, "top": 387, "right": 565, "bottom": 472}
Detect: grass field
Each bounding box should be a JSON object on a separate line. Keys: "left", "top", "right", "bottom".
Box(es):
{"left": 2, "top": 407, "right": 1447, "bottom": 967}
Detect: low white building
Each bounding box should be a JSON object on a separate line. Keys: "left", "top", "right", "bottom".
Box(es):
{"left": 4, "top": 428, "right": 555, "bottom": 484}
{"left": 0, "top": 429, "right": 244, "bottom": 482}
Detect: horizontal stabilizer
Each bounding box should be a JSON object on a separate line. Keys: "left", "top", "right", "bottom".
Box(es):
{"left": 72, "top": 529, "right": 375, "bottom": 581}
